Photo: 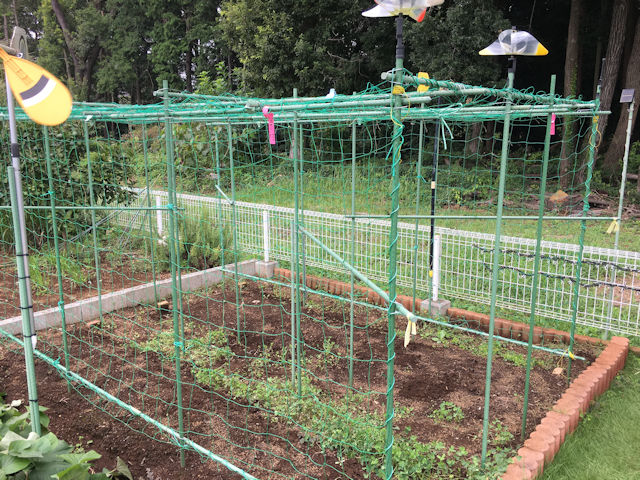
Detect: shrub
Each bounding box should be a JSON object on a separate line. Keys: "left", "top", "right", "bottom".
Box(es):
{"left": 155, "top": 207, "right": 231, "bottom": 271}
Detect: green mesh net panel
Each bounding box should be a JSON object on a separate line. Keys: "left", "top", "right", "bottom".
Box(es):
{"left": 0, "top": 73, "right": 629, "bottom": 479}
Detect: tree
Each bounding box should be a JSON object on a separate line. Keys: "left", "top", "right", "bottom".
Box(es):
{"left": 603, "top": 13, "right": 640, "bottom": 174}
{"left": 404, "top": 0, "right": 509, "bottom": 87}
{"left": 559, "top": 0, "right": 583, "bottom": 188}
{"left": 39, "top": 0, "right": 109, "bottom": 100}
{"left": 597, "top": 0, "right": 632, "bottom": 152}
{"left": 218, "top": 0, "right": 391, "bottom": 97}
{"left": 94, "top": 0, "right": 155, "bottom": 103}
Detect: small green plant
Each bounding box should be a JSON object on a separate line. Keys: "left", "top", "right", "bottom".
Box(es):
{"left": 429, "top": 401, "right": 465, "bottom": 423}
{"left": 321, "top": 338, "right": 338, "bottom": 367}
{"left": 489, "top": 419, "right": 514, "bottom": 447}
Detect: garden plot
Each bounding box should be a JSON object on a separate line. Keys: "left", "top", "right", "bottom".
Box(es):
{"left": 0, "top": 276, "right": 598, "bottom": 479}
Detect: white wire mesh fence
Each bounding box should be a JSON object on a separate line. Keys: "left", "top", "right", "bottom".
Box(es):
{"left": 115, "top": 188, "right": 640, "bottom": 336}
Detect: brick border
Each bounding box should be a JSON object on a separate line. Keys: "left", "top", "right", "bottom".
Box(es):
{"left": 273, "top": 268, "right": 628, "bottom": 351}
{"left": 273, "top": 268, "right": 632, "bottom": 479}
{"left": 501, "top": 336, "right": 629, "bottom": 480}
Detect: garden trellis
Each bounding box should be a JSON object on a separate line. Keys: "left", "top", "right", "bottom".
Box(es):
{"left": 0, "top": 71, "right": 620, "bottom": 479}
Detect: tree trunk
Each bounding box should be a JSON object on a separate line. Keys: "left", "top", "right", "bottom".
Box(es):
{"left": 50, "top": 0, "right": 82, "bottom": 78}
{"left": 603, "top": 16, "right": 640, "bottom": 174}
{"left": 559, "top": 0, "right": 582, "bottom": 189}
{"left": 597, "top": 0, "right": 632, "bottom": 149}
{"left": 185, "top": 42, "right": 193, "bottom": 92}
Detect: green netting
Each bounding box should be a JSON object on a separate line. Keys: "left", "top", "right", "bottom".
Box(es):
{"left": 0, "top": 71, "right": 621, "bottom": 479}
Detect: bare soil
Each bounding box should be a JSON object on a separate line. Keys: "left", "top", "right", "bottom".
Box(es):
{"left": 0, "top": 278, "right": 597, "bottom": 479}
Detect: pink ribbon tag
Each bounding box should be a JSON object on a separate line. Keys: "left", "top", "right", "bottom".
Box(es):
{"left": 551, "top": 113, "right": 556, "bottom": 135}
{"left": 262, "top": 106, "right": 275, "bottom": 145}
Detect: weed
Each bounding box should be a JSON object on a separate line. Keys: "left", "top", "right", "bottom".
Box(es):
{"left": 429, "top": 401, "right": 465, "bottom": 423}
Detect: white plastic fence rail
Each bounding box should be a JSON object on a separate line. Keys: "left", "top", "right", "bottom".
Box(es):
{"left": 118, "top": 188, "right": 640, "bottom": 336}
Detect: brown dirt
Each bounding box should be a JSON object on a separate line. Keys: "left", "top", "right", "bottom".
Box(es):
{"left": 0, "top": 250, "right": 170, "bottom": 319}
{"left": 0, "top": 278, "right": 597, "bottom": 479}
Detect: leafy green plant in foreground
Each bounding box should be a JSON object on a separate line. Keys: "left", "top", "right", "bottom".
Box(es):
{"left": 0, "top": 396, "right": 132, "bottom": 480}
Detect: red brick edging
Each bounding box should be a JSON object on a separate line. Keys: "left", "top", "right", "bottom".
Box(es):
{"left": 501, "top": 336, "right": 629, "bottom": 479}
{"left": 272, "top": 268, "right": 632, "bottom": 478}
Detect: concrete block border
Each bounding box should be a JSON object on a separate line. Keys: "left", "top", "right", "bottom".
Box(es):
{"left": 0, "top": 260, "right": 257, "bottom": 335}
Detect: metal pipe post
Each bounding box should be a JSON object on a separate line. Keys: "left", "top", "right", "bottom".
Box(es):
{"left": 481, "top": 71, "right": 514, "bottom": 466}
{"left": 604, "top": 98, "right": 635, "bottom": 339}
{"left": 162, "top": 80, "right": 185, "bottom": 467}
{"left": 384, "top": 14, "right": 404, "bottom": 479}
{"left": 8, "top": 166, "right": 40, "bottom": 434}
{"left": 521, "top": 75, "right": 556, "bottom": 439}
{"left": 43, "top": 126, "right": 71, "bottom": 391}
{"left": 82, "top": 121, "right": 103, "bottom": 319}
{"left": 5, "top": 76, "right": 36, "bottom": 347}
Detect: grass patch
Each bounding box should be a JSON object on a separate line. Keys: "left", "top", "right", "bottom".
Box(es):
{"left": 541, "top": 353, "right": 640, "bottom": 479}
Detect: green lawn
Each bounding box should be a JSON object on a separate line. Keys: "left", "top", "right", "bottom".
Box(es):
{"left": 541, "top": 352, "right": 640, "bottom": 480}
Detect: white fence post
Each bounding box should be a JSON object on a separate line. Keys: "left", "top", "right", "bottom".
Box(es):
{"left": 263, "top": 210, "right": 270, "bottom": 262}
{"left": 433, "top": 234, "right": 441, "bottom": 301}
{"left": 156, "top": 196, "right": 163, "bottom": 235}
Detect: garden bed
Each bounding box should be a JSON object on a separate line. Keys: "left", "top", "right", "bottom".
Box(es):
{"left": 0, "top": 276, "right": 601, "bottom": 479}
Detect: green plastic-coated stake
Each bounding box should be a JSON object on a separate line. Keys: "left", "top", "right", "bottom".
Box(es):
{"left": 141, "top": 124, "right": 160, "bottom": 306}
{"left": 384, "top": 14, "right": 404, "bottom": 479}
{"left": 83, "top": 121, "right": 103, "bottom": 320}
{"left": 481, "top": 71, "right": 514, "bottom": 467}
{"left": 349, "top": 120, "right": 356, "bottom": 389}
{"left": 227, "top": 124, "right": 243, "bottom": 345}
{"left": 43, "top": 126, "right": 71, "bottom": 393}
{"left": 567, "top": 86, "right": 601, "bottom": 381}
{"left": 213, "top": 131, "right": 226, "bottom": 282}
{"left": 290, "top": 220, "right": 297, "bottom": 385}
{"left": 8, "top": 166, "right": 41, "bottom": 435}
{"left": 162, "top": 80, "right": 186, "bottom": 467}
{"left": 411, "top": 115, "right": 424, "bottom": 313}
{"left": 521, "top": 75, "right": 556, "bottom": 440}
{"left": 292, "top": 113, "right": 303, "bottom": 397}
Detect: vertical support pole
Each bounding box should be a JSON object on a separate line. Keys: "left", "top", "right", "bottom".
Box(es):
{"left": 411, "top": 116, "right": 425, "bottom": 312}
{"left": 290, "top": 220, "right": 297, "bottom": 386}
{"left": 8, "top": 167, "right": 40, "bottom": 434}
{"left": 162, "top": 80, "right": 185, "bottom": 467}
{"left": 349, "top": 120, "right": 356, "bottom": 389}
{"left": 604, "top": 98, "right": 634, "bottom": 339}
{"left": 263, "top": 210, "right": 270, "bottom": 262}
{"left": 5, "top": 76, "right": 36, "bottom": 347}
{"left": 432, "top": 235, "right": 441, "bottom": 302}
{"left": 227, "top": 124, "right": 242, "bottom": 345}
{"left": 521, "top": 75, "right": 556, "bottom": 440}
{"left": 82, "top": 121, "right": 103, "bottom": 320}
{"left": 429, "top": 99, "right": 442, "bottom": 303}
{"left": 481, "top": 71, "right": 514, "bottom": 466}
{"left": 567, "top": 89, "right": 601, "bottom": 380}
{"left": 292, "top": 115, "right": 303, "bottom": 397}
{"left": 214, "top": 132, "right": 226, "bottom": 274}
{"left": 141, "top": 124, "right": 160, "bottom": 305}
{"left": 43, "top": 126, "right": 71, "bottom": 392}
{"left": 156, "top": 196, "right": 163, "bottom": 236}
{"left": 384, "top": 14, "right": 404, "bottom": 479}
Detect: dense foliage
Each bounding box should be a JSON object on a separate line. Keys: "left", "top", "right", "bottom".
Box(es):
{"left": 0, "top": 0, "right": 638, "bottom": 181}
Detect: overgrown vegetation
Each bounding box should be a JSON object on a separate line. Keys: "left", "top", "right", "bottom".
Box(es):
{"left": 154, "top": 208, "right": 231, "bottom": 272}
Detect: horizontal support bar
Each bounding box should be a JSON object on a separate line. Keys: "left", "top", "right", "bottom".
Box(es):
{"left": 0, "top": 205, "right": 176, "bottom": 211}
{"left": 346, "top": 214, "right": 617, "bottom": 222}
